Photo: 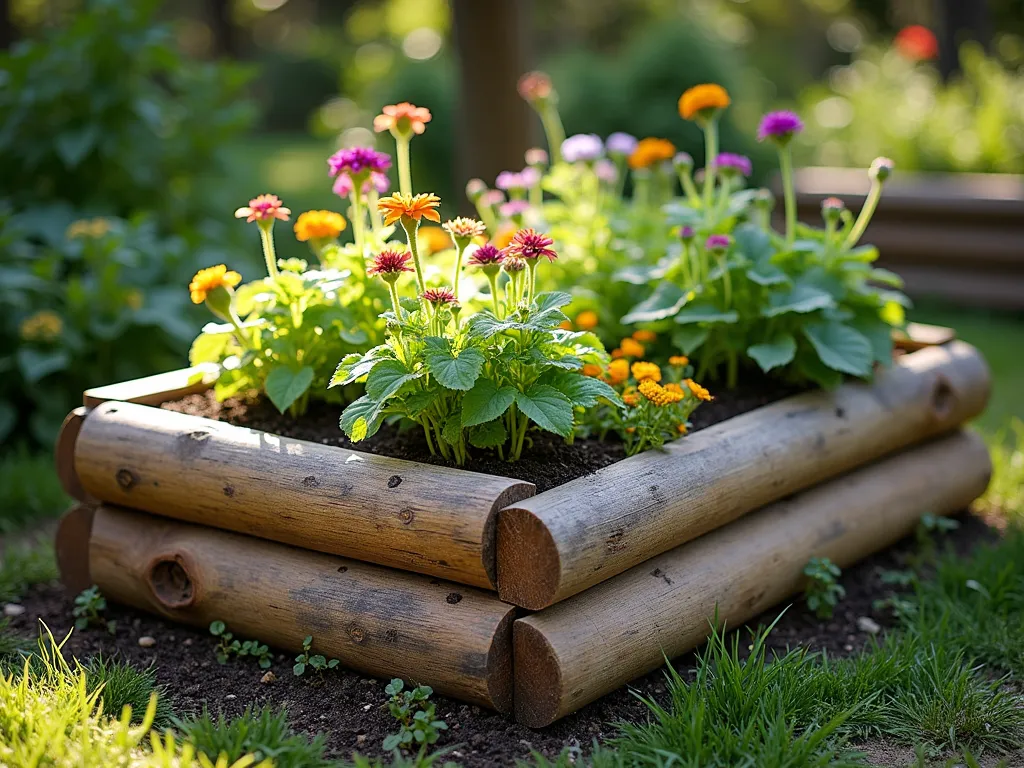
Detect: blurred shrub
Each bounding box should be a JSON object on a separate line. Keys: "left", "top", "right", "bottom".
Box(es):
{"left": 798, "top": 41, "right": 1024, "bottom": 174}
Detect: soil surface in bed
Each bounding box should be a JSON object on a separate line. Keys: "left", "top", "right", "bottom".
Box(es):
{"left": 9, "top": 515, "right": 995, "bottom": 768}
{"left": 161, "top": 375, "right": 804, "bottom": 493}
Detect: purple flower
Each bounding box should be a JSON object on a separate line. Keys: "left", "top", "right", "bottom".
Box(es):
{"left": 705, "top": 234, "right": 731, "bottom": 252}
{"left": 332, "top": 171, "right": 390, "bottom": 198}
{"left": 595, "top": 159, "right": 618, "bottom": 184}
{"left": 680, "top": 225, "right": 696, "bottom": 242}
{"left": 480, "top": 189, "right": 506, "bottom": 207}
{"left": 757, "top": 111, "right": 804, "bottom": 145}
{"left": 327, "top": 147, "right": 391, "bottom": 179}
{"left": 520, "top": 166, "right": 542, "bottom": 187}
{"left": 496, "top": 171, "right": 526, "bottom": 191}
{"left": 525, "top": 148, "right": 548, "bottom": 167}
{"left": 716, "top": 152, "right": 752, "bottom": 178}
{"left": 560, "top": 133, "right": 604, "bottom": 163}
{"left": 500, "top": 200, "right": 531, "bottom": 218}
{"left": 605, "top": 132, "right": 638, "bottom": 157}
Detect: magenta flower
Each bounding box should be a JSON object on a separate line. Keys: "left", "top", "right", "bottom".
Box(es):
{"left": 705, "top": 234, "right": 731, "bottom": 252}
{"left": 496, "top": 170, "right": 526, "bottom": 191}
{"left": 500, "top": 200, "right": 531, "bottom": 218}
{"left": 560, "top": 133, "right": 604, "bottom": 163}
{"left": 368, "top": 249, "right": 414, "bottom": 277}
{"left": 466, "top": 178, "right": 487, "bottom": 201}
{"left": 327, "top": 147, "right": 392, "bottom": 179}
{"left": 716, "top": 152, "right": 752, "bottom": 178}
{"left": 606, "top": 132, "right": 638, "bottom": 157}
{"left": 680, "top": 225, "right": 696, "bottom": 242}
{"left": 422, "top": 287, "right": 459, "bottom": 306}
{"left": 332, "top": 171, "right": 390, "bottom": 199}
{"left": 757, "top": 111, "right": 804, "bottom": 145}
{"left": 505, "top": 228, "right": 557, "bottom": 262}
{"left": 520, "top": 166, "right": 541, "bottom": 187}
{"left": 467, "top": 243, "right": 504, "bottom": 268}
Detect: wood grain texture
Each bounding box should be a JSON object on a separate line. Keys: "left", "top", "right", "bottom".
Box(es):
{"left": 82, "top": 365, "right": 217, "bottom": 408}
{"left": 86, "top": 504, "right": 516, "bottom": 712}
{"left": 55, "top": 407, "right": 89, "bottom": 502}
{"left": 498, "top": 341, "right": 990, "bottom": 609}
{"left": 514, "top": 430, "right": 992, "bottom": 727}
{"left": 74, "top": 402, "right": 535, "bottom": 589}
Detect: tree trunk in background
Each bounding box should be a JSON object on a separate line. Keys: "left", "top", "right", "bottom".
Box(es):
{"left": 935, "top": 0, "right": 991, "bottom": 79}
{"left": 208, "top": 0, "right": 238, "bottom": 58}
{"left": 0, "top": 0, "right": 15, "bottom": 50}
{"left": 452, "top": 0, "right": 533, "bottom": 214}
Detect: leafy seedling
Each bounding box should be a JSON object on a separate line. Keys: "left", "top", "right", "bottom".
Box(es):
{"left": 803, "top": 557, "right": 846, "bottom": 620}
{"left": 73, "top": 585, "right": 116, "bottom": 634}
{"left": 382, "top": 678, "right": 449, "bottom": 754}
{"left": 293, "top": 635, "right": 339, "bottom": 677}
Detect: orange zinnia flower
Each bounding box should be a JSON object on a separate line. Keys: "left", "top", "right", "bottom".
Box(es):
{"left": 631, "top": 361, "right": 662, "bottom": 383}
{"left": 628, "top": 138, "right": 677, "bottom": 170}
{"left": 294, "top": 210, "right": 346, "bottom": 242}
{"left": 575, "top": 310, "right": 599, "bottom": 330}
{"left": 632, "top": 329, "right": 656, "bottom": 343}
{"left": 189, "top": 265, "right": 241, "bottom": 305}
{"left": 639, "top": 379, "right": 684, "bottom": 407}
{"left": 374, "top": 102, "right": 432, "bottom": 137}
{"left": 582, "top": 363, "right": 603, "bottom": 378}
{"left": 418, "top": 225, "right": 453, "bottom": 254}
{"left": 377, "top": 192, "right": 442, "bottom": 226}
{"left": 678, "top": 84, "right": 731, "bottom": 121}
{"left": 685, "top": 378, "right": 714, "bottom": 402}
{"left": 619, "top": 338, "right": 645, "bottom": 358}
{"left": 669, "top": 355, "right": 690, "bottom": 366}
{"left": 607, "top": 359, "right": 630, "bottom": 386}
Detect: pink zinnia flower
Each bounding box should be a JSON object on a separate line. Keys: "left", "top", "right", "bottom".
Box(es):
{"left": 500, "top": 200, "right": 531, "bottom": 219}
{"left": 332, "top": 171, "right": 390, "bottom": 199}
{"left": 327, "top": 147, "right": 392, "bottom": 179}
{"left": 367, "top": 249, "right": 414, "bottom": 276}
{"left": 525, "top": 148, "right": 548, "bottom": 167}
{"left": 517, "top": 71, "right": 553, "bottom": 102}
{"left": 466, "top": 178, "right": 488, "bottom": 201}
{"left": 716, "top": 152, "right": 752, "bottom": 178}
{"left": 480, "top": 189, "right": 506, "bottom": 207}
{"left": 680, "top": 225, "right": 696, "bottom": 242}
{"left": 467, "top": 243, "right": 504, "bottom": 268}
{"left": 422, "top": 287, "right": 458, "bottom": 306}
{"left": 504, "top": 227, "right": 557, "bottom": 262}
{"left": 705, "top": 234, "right": 731, "bottom": 252}
{"left": 757, "top": 111, "right": 804, "bottom": 145}
{"left": 502, "top": 256, "right": 527, "bottom": 274}
{"left": 235, "top": 194, "right": 291, "bottom": 223}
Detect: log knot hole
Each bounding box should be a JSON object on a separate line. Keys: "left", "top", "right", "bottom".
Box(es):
{"left": 146, "top": 557, "right": 195, "bottom": 609}
{"left": 347, "top": 624, "right": 366, "bottom": 643}
{"left": 930, "top": 375, "right": 956, "bottom": 421}
{"left": 387, "top": 475, "right": 403, "bottom": 489}
{"left": 397, "top": 508, "right": 415, "bottom": 525}
{"left": 116, "top": 468, "right": 139, "bottom": 491}
{"left": 446, "top": 592, "right": 463, "bottom": 604}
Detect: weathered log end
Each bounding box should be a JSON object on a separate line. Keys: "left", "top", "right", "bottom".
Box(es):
{"left": 496, "top": 507, "right": 560, "bottom": 610}
{"left": 513, "top": 619, "right": 563, "bottom": 728}
{"left": 55, "top": 503, "right": 95, "bottom": 594}
{"left": 482, "top": 482, "right": 538, "bottom": 588}
{"left": 485, "top": 606, "right": 517, "bottom": 714}
{"left": 54, "top": 407, "right": 89, "bottom": 502}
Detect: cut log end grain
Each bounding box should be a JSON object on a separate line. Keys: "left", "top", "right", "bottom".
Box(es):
{"left": 55, "top": 503, "right": 94, "bottom": 595}
{"left": 512, "top": 430, "right": 992, "bottom": 726}
{"left": 54, "top": 407, "right": 89, "bottom": 502}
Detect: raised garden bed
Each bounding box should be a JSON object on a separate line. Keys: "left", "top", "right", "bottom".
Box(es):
{"left": 54, "top": 327, "right": 992, "bottom": 725}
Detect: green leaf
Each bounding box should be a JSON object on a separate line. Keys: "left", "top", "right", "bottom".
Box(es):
{"left": 515, "top": 385, "right": 574, "bottom": 437}
{"left": 852, "top": 317, "right": 896, "bottom": 367}
{"left": 762, "top": 282, "right": 835, "bottom": 318}
{"left": 16, "top": 348, "right": 69, "bottom": 383}
{"left": 401, "top": 388, "right": 438, "bottom": 418}
{"left": 0, "top": 402, "right": 15, "bottom": 443}
{"left": 733, "top": 223, "right": 773, "bottom": 263}
{"left": 469, "top": 420, "right": 508, "bottom": 448}
{"left": 189, "top": 330, "right": 231, "bottom": 366}
{"left": 802, "top": 321, "right": 873, "bottom": 377}
{"left": 747, "top": 334, "right": 797, "bottom": 372}
{"left": 534, "top": 291, "right": 573, "bottom": 313}
{"left": 265, "top": 366, "right": 314, "bottom": 413}
{"left": 382, "top": 734, "right": 402, "bottom": 751}
{"left": 423, "top": 337, "right": 484, "bottom": 391}
{"left": 462, "top": 378, "right": 517, "bottom": 427}
{"left": 674, "top": 302, "right": 738, "bottom": 325}
{"left": 672, "top": 327, "right": 709, "bottom": 354}
{"left": 549, "top": 373, "right": 622, "bottom": 408}
{"left": 746, "top": 262, "right": 789, "bottom": 286}
{"left": 621, "top": 282, "right": 688, "bottom": 324}
{"left": 796, "top": 350, "right": 845, "bottom": 389}
{"left": 365, "top": 360, "right": 418, "bottom": 401}
{"left": 340, "top": 396, "right": 385, "bottom": 441}
{"left": 442, "top": 410, "right": 463, "bottom": 446}
{"left": 55, "top": 125, "right": 99, "bottom": 167}
{"left": 330, "top": 345, "right": 390, "bottom": 388}
{"left": 868, "top": 267, "right": 904, "bottom": 288}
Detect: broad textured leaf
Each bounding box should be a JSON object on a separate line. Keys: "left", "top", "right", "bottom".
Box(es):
{"left": 868, "top": 268, "right": 904, "bottom": 288}
{"left": 462, "top": 378, "right": 517, "bottom": 427}
{"left": 16, "top": 348, "right": 69, "bottom": 383}
{"left": 534, "top": 291, "right": 573, "bottom": 313}
{"left": 423, "top": 337, "right": 484, "bottom": 390}
{"left": 796, "top": 350, "right": 845, "bottom": 390}
{"left": 621, "top": 282, "right": 688, "bottom": 324}
{"left": 515, "top": 385, "right": 574, "bottom": 437}
{"left": 265, "top": 366, "right": 314, "bottom": 413}
{"left": 442, "top": 410, "right": 463, "bottom": 446}
{"left": 672, "top": 326, "right": 710, "bottom": 354}
{"left": 528, "top": 348, "right": 582, "bottom": 370}
{"left": 674, "top": 302, "right": 738, "bottom": 325}
{"left": 340, "top": 396, "right": 385, "bottom": 441}
{"left": 330, "top": 345, "right": 390, "bottom": 387}
{"left": 189, "top": 331, "right": 231, "bottom": 366}
{"left": 365, "top": 360, "right": 418, "bottom": 401}
{"left": 469, "top": 420, "right": 508, "bottom": 448}
{"left": 852, "top": 317, "right": 896, "bottom": 367}
{"left": 803, "top": 321, "right": 873, "bottom": 377}
{"left": 401, "top": 388, "right": 438, "bottom": 418}
{"left": 551, "top": 374, "right": 622, "bottom": 408}
{"left": 55, "top": 126, "right": 99, "bottom": 167}
{"left": 746, "top": 262, "right": 789, "bottom": 286}
{"left": 762, "top": 282, "right": 835, "bottom": 318}
{"left": 747, "top": 334, "right": 797, "bottom": 372}
{"left": 733, "top": 223, "right": 773, "bottom": 263}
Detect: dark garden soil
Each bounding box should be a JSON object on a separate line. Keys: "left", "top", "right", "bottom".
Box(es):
{"left": 161, "top": 375, "right": 803, "bottom": 493}
{"left": 8, "top": 515, "right": 997, "bottom": 767}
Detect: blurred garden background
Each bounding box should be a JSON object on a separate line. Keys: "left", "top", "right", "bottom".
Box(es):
{"left": 1, "top": 0, "right": 1022, "bottom": 515}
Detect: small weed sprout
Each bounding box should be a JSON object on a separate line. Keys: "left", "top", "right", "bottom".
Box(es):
{"left": 382, "top": 678, "right": 448, "bottom": 754}
{"left": 920, "top": 513, "right": 960, "bottom": 535}
{"left": 293, "top": 635, "right": 339, "bottom": 677}
{"left": 803, "top": 557, "right": 846, "bottom": 619}
{"left": 209, "top": 621, "right": 272, "bottom": 669}
{"left": 73, "top": 585, "right": 116, "bottom": 634}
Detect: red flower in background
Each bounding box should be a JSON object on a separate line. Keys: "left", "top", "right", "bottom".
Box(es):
{"left": 895, "top": 25, "right": 939, "bottom": 61}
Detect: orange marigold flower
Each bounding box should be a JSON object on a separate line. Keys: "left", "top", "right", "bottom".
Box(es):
{"left": 632, "top": 329, "right": 656, "bottom": 343}
{"left": 628, "top": 138, "right": 677, "bottom": 170}
{"left": 575, "top": 310, "right": 599, "bottom": 330}
{"left": 622, "top": 393, "right": 640, "bottom": 407}
{"left": 631, "top": 361, "right": 662, "bottom": 382}
{"left": 664, "top": 382, "right": 685, "bottom": 395}
{"left": 685, "top": 378, "right": 714, "bottom": 402}
{"left": 607, "top": 359, "right": 630, "bottom": 385}
{"left": 619, "top": 338, "right": 645, "bottom": 358}
{"left": 189, "top": 265, "right": 241, "bottom": 305}
{"left": 558, "top": 320, "right": 573, "bottom": 330}
{"left": 418, "top": 225, "right": 452, "bottom": 254}
{"left": 373, "top": 102, "right": 432, "bottom": 136}
{"left": 611, "top": 348, "right": 624, "bottom": 359}
{"left": 678, "top": 84, "right": 731, "bottom": 121}
{"left": 235, "top": 194, "right": 290, "bottom": 224}
{"left": 669, "top": 355, "right": 690, "bottom": 366}
{"left": 639, "top": 379, "right": 685, "bottom": 407}
{"left": 582, "top": 363, "right": 603, "bottom": 378}
{"left": 294, "top": 210, "right": 346, "bottom": 242}
{"left": 377, "top": 192, "right": 442, "bottom": 226}
{"left": 677, "top": 423, "right": 689, "bottom": 434}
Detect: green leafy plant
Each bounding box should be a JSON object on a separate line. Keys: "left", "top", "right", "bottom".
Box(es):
{"left": 72, "top": 585, "right": 116, "bottom": 634}
{"left": 382, "top": 678, "right": 448, "bottom": 754}
{"left": 803, "top": 557, "right": 846, "bottom": 619}
{"left": 208, "top": 621, "right": 272, "bottom": 669}
{"left": 292, "top": 635, "right": 339, "bottom": 677}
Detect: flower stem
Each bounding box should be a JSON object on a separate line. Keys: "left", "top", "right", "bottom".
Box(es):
{"left": 401, "top": 219, "right": 427, "bottom": 298}
{"left": 366, "top": 187, "right": 382, "bottom": 241}
{"left": 486, "top": 273, "right": 502, "bottom": 318}
{"left": 702, "top": 117, "right": 719, "bottom": 214}
{"left": 397, "top": 137, "right": 413, "bottom": 197}
{"left": 258, "top": 224, "right": 279, "bottom": 280}
{"left": 387, "top": 280, "right": 404, "bottom": 319}
{"left": 452, "top": 243, "right": 466, "bottom": 302}
{"left": 679, "top": 169, "right": 701, "bottom": 207}
{"left": 539, "top": 106, "right": 566, "bottom": 164}
{"left": 526, "top": 261, "right": 538, "bottom": 305}
{"left": 779, "top": 145, "right": 797, "bottom": 248}
{"left": 844, "top": 180, "right": 882, "bottom": 250}
{"left": 719, "top": 255, "right": 732, "bottom": 308}
{"left": 350, "top": 188, "right": 366, "bottom": 257}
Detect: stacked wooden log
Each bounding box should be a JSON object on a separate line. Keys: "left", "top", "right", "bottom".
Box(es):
{"left": 55, "top": 333, "right": 992, "bottom": 726}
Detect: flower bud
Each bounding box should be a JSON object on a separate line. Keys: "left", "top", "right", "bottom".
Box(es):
{"left": 869, "top": 157, "right": 894, "bottom": 183}
{"left": 821, "top": 196, "right": 846, "bottom": 225}
{"left": 525, "top": 148, "right": 548, "bottom": 168}
{"left": 465, "top": 178, "right": 487, "bottom": 202}
{"left": 754, "top": 188, "right": 775, "bottom": 210}
{"left": 679, "top": 225, "right": 696, "bottom": 243}
{"left": 673, "top": 152, "right": 694, "bottom": 172}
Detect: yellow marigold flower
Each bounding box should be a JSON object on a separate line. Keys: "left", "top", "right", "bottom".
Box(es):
{"left": 607, "top": 358, "right": 630, "bottom": 385}
{"left": 677, "top": 423, "right": 689, "bottom": 434}
{"left": 678, "top": 83, "right": 731, "bottom": 121}
{"left": 20, "top": 310, "right": 63, "bottom": 342}
{"left": 582, "top": 363, "right": 603, "bottom": 378}
{"left": 639, "top": 379, "right": 685, "bottom": 407}
{"left": 669, "top": 355, "right": 690, "bottom": 366}
{"left": 189, "top": 265, "right": 242, "bottom": 305}
{"left": 575, "top": 310, "right": 599, "bottom": 330}
{"left": 623, "top": 393, "right": 640, "bottom": 407}
{"left": 377, "top": 192, "right": 442, "bottom": 227}
{"left": 632, "top": 329, "right": 656, "bottom": 343}
{"left": 685, "top": 378, "right": 714, "bottom": 402}
{"left": 619, "top": 338, "right": 645, "bottom": 358}
{"left": 294, "top": 210, "right": 346, "bottom": 242}
{"left": 664, "top": 382, "right": 684, "bottom": 394}
{"left": 611, "top": 348, "right": 624, "bottom": 359}
{"left": 631, "top": 361, "right": 662, "bottom": 382}
{"left": 628, "top": 138, "right": 677, "bottom": 170}
{"left": 418, "top": 225, "right": 453, "bottom": 254}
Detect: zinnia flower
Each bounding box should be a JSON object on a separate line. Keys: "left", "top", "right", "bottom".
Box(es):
{"left": 561, "top": 133, "right": 604, "bottom": 163}
{"left": 685, "top": 378, "right": 714, "bottom": 401}
{"left": 757, "top": 111, "right": 804, "bottom": 145}
{"left": 502, "top": 256, "right": 526, "bottom": 274}
{"left": 664, "top": 382, "right": 685, "bottom": 394}
{"left": 525, "top": 148, "right": 549, "bottom": 167}
{"left": 235, "top": 194, "right": 290, "bottom": 224}
{"left": 716, "top": 153, "right": 752, "bottom": 178}
{"left": 606, "top": 132, "right": 638, "bottom": 157}
{"left": 706, "top": 234, "right": 731, "bottom": 253}
{"left": 332, "top": 171, "right": 390, "bottom": 198}
{"left": 504, "top": 228, "right": 557, "bottom": 262}
{"left": 517, "top": 71, "right": 554, "bottom": 103}
{"left": 632, "top": 329, "right": 657, "bottom": 343}
{"left": 495, "top": 170, "right": 527, "bottom": 191}
{"left": 894, "top": 25, "right": 939, "bottom": 61}
{"left": 422, "top": 287, "right": 458, "bottom": 306}
{"left": 607, "top": 359, "right": 630, "bottom": 385}
{"left": 465, "top": 178, "right": 488, "bottom": 201}
{"left": 677, "top": 423, "right": 689, "bottom": 434}
{"left": 467, "top": 243, "right": 504, "bottom": 269}
{"left": 595, "top": 159, "right": 618, "bottom": 184}
{"left": 631, "top": 361, "right": 662, "bottom": 382}
{"left": 373, "top": 102, "right": 432, "bottom": 137}
{"left": 628, "top": 138, "right": 677, "bottom": 170}
{"left": 639, "top": 379, "right": 684, "bottom": 406}
{"left": 294, "top": 210, "right": 347, "bottom": 242}
{"left": 443, "top": 217, "right": 487, "bottom": 244}
{"left": 619, "top": 338, "right": 645, "bottom": 358}
{"left": 582, "top": 364, "right": 603, "bottom": 378}
{"left": 367, "top": 249, "right": 414, "bottom": 277}
{"left": 20, "top": 310, "right": 63, "bottom": 342}
{"left": 678, "top": 84, "right": 731, "bottom": 121}
{"left": 870, "top": 157, "right": 895, "bottom": 183}
{"left": 500, "top": 200, "right": 531, "bottom": 219}
{"left": 673, "top": 152, "right": 694, "bottom": 171}
{"left": 669, "top": 355, "right": 690, "bottom": 366}
{"left": 480, "top": 189, "right": 506, "bottom": 208}
{"left": 189, "top": 265, "right": 242, "bottom": 305}
{"left": 327, "top": 147, "right": 392, "bottom": 179}
{"left": 575, "top": 310, "right": 598, "bottom": 330}
{"left": 377, "top": 192, "right": 442, "bottom": 226}
{"left": 680, "top": 225, "right": 696, "bottom": 243}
